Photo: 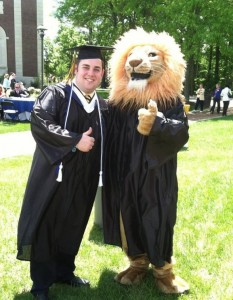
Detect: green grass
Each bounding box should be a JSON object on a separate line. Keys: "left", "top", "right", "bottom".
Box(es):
{"left": 0, "top": 116, "right": 233, "bottom": 299}
{"left": 0, "top": 120, "right": 30, "bottom": 134}
{"left": 97, "top": 88, "right": 110, "bottom": 99}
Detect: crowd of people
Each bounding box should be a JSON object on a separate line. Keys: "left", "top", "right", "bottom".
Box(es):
{"left": 0, "top": 72, "right": 30, "bottom": 120}
{"left": 1, "top": 72, "right": 30, "bottom": 98}
{"left": 193, "top": 83, "right": 232, "bottom": 116}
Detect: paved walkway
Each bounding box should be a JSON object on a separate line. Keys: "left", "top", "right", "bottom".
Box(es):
{"left": 0, "top": 131, "right": 35, "bottom": 158}
{"left": 187, "top": 107, "right": 233, "bottom": 122}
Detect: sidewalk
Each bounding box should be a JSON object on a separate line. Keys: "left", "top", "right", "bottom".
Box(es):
{"left": 187, "top": 107, "right": 233, "bottom": 122}
{"left": 0, "top": 131, "right": 35, "bottom": 159}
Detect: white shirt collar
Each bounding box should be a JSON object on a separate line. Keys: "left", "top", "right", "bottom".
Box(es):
{"left": 72, "top": 81, "right": 97, "bottom": 113}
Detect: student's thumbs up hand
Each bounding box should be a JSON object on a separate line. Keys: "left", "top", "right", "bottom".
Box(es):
{"left": 76, "top": 127, "right": 95, "bottom": 152}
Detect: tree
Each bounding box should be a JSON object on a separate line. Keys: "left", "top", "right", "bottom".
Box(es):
{"left": 44, "top": 25, "right": 87, "bottom": 81}
{"left": 51, "top": 0, "right": 233, "bottom": 96}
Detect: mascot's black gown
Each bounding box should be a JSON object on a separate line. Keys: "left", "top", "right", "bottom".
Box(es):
{"left": 17, "top": 83, "right": 107, "bottom": 262}
{"left": 102, "top": 99, "right": 189, "bottom": 267}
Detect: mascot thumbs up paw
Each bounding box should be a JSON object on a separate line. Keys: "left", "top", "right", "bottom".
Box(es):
{"left": 137, "top": 99, "right": 158, "bottom": 135}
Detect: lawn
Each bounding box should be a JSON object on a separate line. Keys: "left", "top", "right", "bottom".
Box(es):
{"left": 0, "top": 120, "right": 30, "bottom": 134}
{"left": 0, "top": 116, "right": 232, "bottom": 299}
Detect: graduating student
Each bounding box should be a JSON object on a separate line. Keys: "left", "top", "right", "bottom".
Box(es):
{"left": 17, "top": 45, "right": 111, "bottom": 300}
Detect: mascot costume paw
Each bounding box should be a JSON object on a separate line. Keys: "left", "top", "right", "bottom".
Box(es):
{"left": 102, "top": 27, "right": 189, "bottom": 294}
{"left": 137, "top": 99, "right": 158, "bottom": 135}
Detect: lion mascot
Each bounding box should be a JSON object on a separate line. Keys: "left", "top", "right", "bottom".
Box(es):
{"left": 102, "top": 27, "right": 189, "bottom": 294}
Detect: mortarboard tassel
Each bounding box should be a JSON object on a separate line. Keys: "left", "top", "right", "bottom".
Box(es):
{"left": 55, "top": 83, "right": 73, "bottom": 183}
{"left": 65, "top": 51, "right": 77, "bottom": 83}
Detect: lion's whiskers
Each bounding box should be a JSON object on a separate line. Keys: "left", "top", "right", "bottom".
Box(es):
{"left": 150, "top": 63, "right": 166, "bottom": 75}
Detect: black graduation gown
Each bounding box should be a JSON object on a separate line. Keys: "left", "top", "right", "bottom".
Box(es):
{"left": 102, "top": 99, "right": 189, "bottom": 267}
{"left": 17, "top": 83, "right": 108, "bottom": 262}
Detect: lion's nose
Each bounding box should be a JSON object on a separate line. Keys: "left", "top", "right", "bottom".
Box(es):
{"left": 129, "top": 59, "right": 142, "bottom": 67}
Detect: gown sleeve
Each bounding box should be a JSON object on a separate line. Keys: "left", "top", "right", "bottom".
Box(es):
{"left": 31, "top": 84, "right": 82, "bottom": 165}
{"left": 146, "top": 101, "right": 189, "bottom": 168}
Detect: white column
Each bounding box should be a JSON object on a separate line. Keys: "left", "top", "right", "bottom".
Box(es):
{"left": 14, "top": 0, "right": 23, "bottom": 76}
{"left": 37, "top": 0, "right": 44, "bottom": 78}
{"left": 0, "top": 27, "right": 8, "bottom": 74}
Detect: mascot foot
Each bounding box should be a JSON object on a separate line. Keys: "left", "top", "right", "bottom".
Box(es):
{"left": 152, "top": 263, "right": 189, "bottom": 294}
{"left": 115, "top": 255, "right": 149, "bottom": 285}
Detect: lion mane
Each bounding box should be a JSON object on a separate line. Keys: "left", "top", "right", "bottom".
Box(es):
{"left": 108, "top": 27, "right": 186, "bottom": 108}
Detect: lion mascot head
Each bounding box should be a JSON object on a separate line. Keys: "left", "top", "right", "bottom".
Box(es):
{"left": 108, "top": 27, "right": 186, "bottom": 108}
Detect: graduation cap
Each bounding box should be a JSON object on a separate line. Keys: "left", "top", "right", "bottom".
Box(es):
{"left": 68, "top": 45, "right": 114, "bottom": 61}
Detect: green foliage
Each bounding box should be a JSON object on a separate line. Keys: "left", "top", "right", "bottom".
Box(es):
{"left": 30, "top": 77, "right": 40, "bottom": 88}
{"left": 46, "top": 1, "right": 233, "bottom": 96}
{"left": 44, "top": 25, "right": 87, "bottom": 80}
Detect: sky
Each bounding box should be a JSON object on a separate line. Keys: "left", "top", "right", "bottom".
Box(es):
{"left": 43, "top": 0, "right": 60, "bottom": 39}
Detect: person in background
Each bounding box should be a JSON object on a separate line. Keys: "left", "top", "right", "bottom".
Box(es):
{"left": 0, "top": 84, "right": 6, "bottom": 97}
{"left": 210, "top": 83, "right": 222, "bottom": 114}
{"left": 220, "top": 84, "right": 232, "bottom": 116}
{"left": 0, "top": 84, "right": 6, "bottom": 119}
{"left": 19, "top": 82, "right": 30, "bottom": 96}
{"left": 17, "top": 45, "right": 109, "bottom": 300}
{"left": 9, "top": 72, "right": 16, "bottom": 90}
{"left": 9, "top": 82, "right": 29, "bottom": 97}
{"left": 2, "top": 73, "right": 10, "bottom": 92}
{"left": 194, "top": 84, "right": 205, "bottom": 112}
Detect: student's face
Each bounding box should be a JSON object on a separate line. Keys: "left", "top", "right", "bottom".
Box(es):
{"left": 74, "top": 59, "right": 104, "bottom": 94}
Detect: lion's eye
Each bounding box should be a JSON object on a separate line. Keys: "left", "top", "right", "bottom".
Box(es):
{"left": 148, "top": 52, "right": 157, "bottom": 57}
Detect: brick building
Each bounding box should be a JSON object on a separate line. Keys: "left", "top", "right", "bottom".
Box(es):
{"left": 0, "top": 0, "right": 43, "bottom": 86}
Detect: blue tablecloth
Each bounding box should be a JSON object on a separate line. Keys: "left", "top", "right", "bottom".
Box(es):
{"left": 1, "top": 97, "right": 35, "bottom": 121}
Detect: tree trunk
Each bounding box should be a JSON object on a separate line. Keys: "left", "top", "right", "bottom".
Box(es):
{"left": 214, "top": 45, "right": 220, "bottom": 83}
{"left": 207, "top": 45, "right": 213, "bottom": 80}
{"left": 184, "top": 55, "right": 195, "bottom": 102}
